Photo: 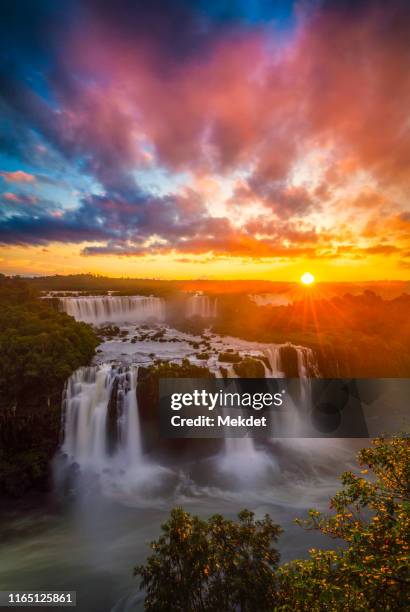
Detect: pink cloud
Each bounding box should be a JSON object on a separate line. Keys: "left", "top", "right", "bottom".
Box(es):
{"left": 0, "top": 170, "right": 36, "bottom": 183}
{"left": 2, "top": 192, "right": 38, "bottom": 204}
{"left": 5, "top": 1, "right": 408, "bottom": 264}
{"left": 58, "top": 3, "right": 410, "bottom": 192}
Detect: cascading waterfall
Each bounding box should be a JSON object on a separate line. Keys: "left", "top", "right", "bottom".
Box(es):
{"left": 264, "top": 346, "right": 284, "bottom": 376}
{"left": 264, "top": 344, "right": 319, "bottom": 378}
{"left": 61, "top": 364, "right": 143, "bottom": 471}
{"left": 296, "top": 346, "right": 319, "bottom": 410}
{"left": 220, "top": 344, "right": 320, "bottom": 464}
{"left": 186, "top": 294, "right": 218, "bottom": 318}
{"left": 263, "top": 344, "right": 320, "bottom": 436}
{"left": 59, "top": 295, "right": 165, "bottom": 324}
{"left": 58, "top": 332, "right": 320, "bottom": 484}
{"left": 121, "top": 368, "right": 143, "bottom": 465}
{"left": 296, "top": 346, "right": 320, "bottom": 378}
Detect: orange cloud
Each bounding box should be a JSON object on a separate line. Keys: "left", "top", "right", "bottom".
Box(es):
{"left": 0, "top": 170, "right": 36, "bottom": 183}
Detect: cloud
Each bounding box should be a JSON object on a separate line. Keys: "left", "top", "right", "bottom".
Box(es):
{"left": 0, "top": 170, "right": 36, "bottom": 183}
{"left": 364, "top": 244, "right": 401, "bottom": 255}
{"left": 1, "top": 192, "right": 38, "bottom": 204}
{"left": 0, "top": 0, "right": 409, "bottom": 269}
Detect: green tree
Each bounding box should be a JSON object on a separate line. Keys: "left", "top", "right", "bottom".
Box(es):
{"left": 134, "top": 508, "right": 282, "bottom": 611}
{"left": 277, "top": 435, "right": 410, "bottom": 611}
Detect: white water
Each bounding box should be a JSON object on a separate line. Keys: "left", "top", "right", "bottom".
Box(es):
{"left": 264, "top": 346, "right": 284, "bottom": 376}
{"left": 219, "top": 346, "right": 319, "bottom": 475}
{"left": 35, "top": 321, "right": 363, "bottom": 611}
{"left": 186, "top": 294, "right": 218, "bottom": 318}
{"left": 221, "top": 364, "right": 248, "bottom": 456}
{"left": 263, "top": 344, "right": 319, "bottom": 377}
{"left": 62, "top": 364, "right": 143, "bottom": 470}
{"left": 59, "top": 321, "right": 321, "bottom": 491}
{"left": 59, "top": 295, "right": 165, "bottom": 324}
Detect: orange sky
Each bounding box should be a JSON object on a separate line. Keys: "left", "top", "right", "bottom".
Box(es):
{"left": 0, "top": 241, "right": 408, "bottom": 281}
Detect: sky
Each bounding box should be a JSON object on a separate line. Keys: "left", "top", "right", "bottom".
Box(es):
{"left": 0, "top": 0, "right": 409, "bottom": 281}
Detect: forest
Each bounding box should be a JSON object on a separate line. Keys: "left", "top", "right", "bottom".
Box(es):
{"left": 211, "top": 291, "right": 410, "bottom": 377}
{"left": 0, "top": 275, "right": 98, "bottom": 496}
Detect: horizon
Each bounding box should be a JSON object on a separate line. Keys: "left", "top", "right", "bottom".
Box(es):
{"left": 4, "top": 273, "right": 410, "bottom": 285}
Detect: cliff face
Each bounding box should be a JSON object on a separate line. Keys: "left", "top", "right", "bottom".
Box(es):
{"left": 0, "top": 386, "right": 64, "bottom": 497}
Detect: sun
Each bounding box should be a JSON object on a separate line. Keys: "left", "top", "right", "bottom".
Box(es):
{"left": 300, "top": 272, "right": 315, "bottom": 285}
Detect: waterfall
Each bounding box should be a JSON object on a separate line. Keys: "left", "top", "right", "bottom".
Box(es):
{"left": 263, "top": 344, "right": 320, "bottom": 436}
{"left": 218, "top": 365, "right": 257, "bottom": 460}
{"left": 296, "top": 346, "right": 320, "bottom": 377}
{"left": 294, "top": 347, "right": 319, "bottom": 420}
{"left": 264, "top": 347, "right": 284, "bottom": 376}
{"left": 264, "top": 344, "right": 319, "bottom": 377}
{"left": 61, "top": 364, "right": 143, "bottom": 470}
{"left": 59, "top": 295, "right": 165, "bottom": 324}
{"left": 186, "top": 294, "right": 218, "bottom": 318}
{"left": 220, "top": 344, "right": 320, "bottom": 465}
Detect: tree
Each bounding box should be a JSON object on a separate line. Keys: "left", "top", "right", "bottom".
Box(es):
{"left": 277, "top": 435, "right": 410, "bottom": 611}
{"left": 135, "top": 436, "right": 409, "bottom": 611}
{"left": 134, "top": 508, "right": 282, "bottom": 611}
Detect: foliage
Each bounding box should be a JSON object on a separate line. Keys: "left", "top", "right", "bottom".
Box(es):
{"left": 136, "top": 436, "right": 410, "bottom": 611}
{"left": 218, "top": 351, "right": 241, "bottom": 363}
{"left": 0, "top": 278, "right": 98, "bottom": 409}
{"left": 0, "top": 276, "right": 98, "bottom": 496}
{"left": 233, "top": 357, "right": 265, "bottom": 377}
{"left": 137, "top": 358, "right": 212, "bottom": 423}
{"left": 26, "top": 273, "right": 179, "bottom": 297}
{"left": 277, "top": 435, "right": 410, "bottom": 611}
{"left": 134, "top": 508, "right": 282, "bottom": 612}
{"left": 213, "top": 292, "right": 410, "bottom": 376}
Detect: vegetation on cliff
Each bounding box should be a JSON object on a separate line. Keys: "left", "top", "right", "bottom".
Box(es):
{"left": 135, "top": 435, "right": 410, "bottom": 611}
{"left": 136, "top": 359, "right": 217, "bottom": 455}
{"left": 0, "top": 276, "right": 98, "bottom": 496}
{"left": 137, "top": 359, "right": 213, "bottom": 412}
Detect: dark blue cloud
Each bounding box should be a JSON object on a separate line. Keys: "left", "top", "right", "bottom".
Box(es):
{"left": 0, "top": 215, "right": 108, "bottom": 246}
{"left": 0, "top": 187, "right": 208, "bottom": 248}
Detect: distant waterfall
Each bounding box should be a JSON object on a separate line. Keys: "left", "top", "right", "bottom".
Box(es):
{"left": 186, "top": 294, "right": 218, "bottom": 318}
{"left": 61, "top": 364, "right": 143, "bottom": 470}
{"left": 264, "top": 344, "right": 319, "bottom": 377}
{"left": 59, "top": 295, "right": 165, "bottom": 324}
{"left": 261, "top": 344, "right": 320, "bottom": 436}
{"left": 264, "top": 347, "right": 284, "bottom": 376}
{"left": 296, "top": 347, "right": 320, "bottom": 377}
